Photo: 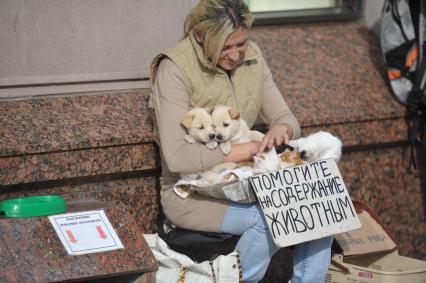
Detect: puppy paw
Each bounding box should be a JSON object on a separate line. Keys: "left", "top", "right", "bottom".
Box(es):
{"left": 206, "top": 140, "right": 219, "bottom": 150}
{"left": 184, "top": 135, "right": 196, "bottom": 144}
{"left": 250, "top": 130, "right": 265, "bottom": 142}
{"left": 220, "top": 142, "right": 231, "bottom": 155}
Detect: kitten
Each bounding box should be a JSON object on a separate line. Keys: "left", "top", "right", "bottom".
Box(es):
{"left": 289, "top": 131, "right": 342, "bottom": 162}
{"left": 183, "top": 146, "right": 305, "bottom": 185}
{"left": 252, "top": 147, "right": 282, "bottom": 173}
{"left": 253, "top": 146, "right": 305, "bottom": 173}
{"left": 280, "top": 148, "right": 306, "bottom": 167}
{"left": 208, "top": 147, "right": 284, "bottom": 177}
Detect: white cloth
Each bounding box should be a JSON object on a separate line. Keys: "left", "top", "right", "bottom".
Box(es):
{"left": 143, "top": 234, "right": 241, "bottom": 283}
{"left": 174, "top": 167, "right": 257, "bottom": 199}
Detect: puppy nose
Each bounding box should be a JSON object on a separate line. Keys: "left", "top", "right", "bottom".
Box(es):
{"left": 300, "top": 150, "right": 307, "bottom": 160}
{"left": 216, "top": 134, "right": 223, "bottom": 141}
{"left": 209, "top": 133, "right": 216, "bottom": 140}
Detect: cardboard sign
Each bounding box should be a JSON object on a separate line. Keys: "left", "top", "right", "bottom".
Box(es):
{"left": 334, "top": 210, "right": 397, "bottom": 256}
{"left": 49, "top": 210, "right": 124, "bottom": 255}
{"left": 249, "top": 159, "right": 361, "bottom": 248}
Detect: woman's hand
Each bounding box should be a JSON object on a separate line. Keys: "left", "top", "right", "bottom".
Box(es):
{"left": 223, "top": 142, "right": 261, "bottom": 163}
{"left": 258, "top": 124, "right": 292, "bottom": 153}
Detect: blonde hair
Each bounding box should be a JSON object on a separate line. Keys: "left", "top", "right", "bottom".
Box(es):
{"left": 184, "top": 0, "right": 252, "bottom": 67}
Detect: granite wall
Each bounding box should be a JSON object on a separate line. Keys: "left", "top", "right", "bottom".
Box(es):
{"left": 1, "top": 21, "right": 425, "bottom": 282}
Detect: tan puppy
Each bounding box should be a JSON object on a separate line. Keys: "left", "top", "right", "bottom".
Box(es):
{"left": 181, "top": 107, "right": 218, "bottom": 150}
{"left": 211, "top": 106, "right": 264, "bottom": 155}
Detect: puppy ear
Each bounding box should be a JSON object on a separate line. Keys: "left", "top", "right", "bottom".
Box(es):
{"left": 181, "top": 114, "right": 194, "bottom": 129}
{"left": 229, "top": 108, "right": 240, "bottom": 120}
{"left": 207, "top": 106, "right": 215, "bottom": 114}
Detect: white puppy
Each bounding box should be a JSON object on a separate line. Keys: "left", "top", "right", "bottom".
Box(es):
{"left": 289, "top": 131, "right": 342, "bottom": 162}
{"left": 211, "top": 106, "right": 264, "bottom": 155}
{"left": 181, "top": 107, "right": 218, "bottom": 150}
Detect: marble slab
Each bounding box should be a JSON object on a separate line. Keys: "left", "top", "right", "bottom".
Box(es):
{"left": 0, "top": 143, "right": 159, "bottom": 185}
{"left": 0, "top": 90, "right": 154, "bottom": 157}
{"left": 0, "top": 199, "right": 158, "bottom": 283}
{"left": 0, "top": 175, "right": 161, "bottom": 234}
{"left": 251, "top": 21, "right": 406, "bottom": 127}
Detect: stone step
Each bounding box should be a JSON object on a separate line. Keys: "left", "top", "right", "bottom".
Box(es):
{"left": 0, "top": 90, "right": 159, "bottom": 186}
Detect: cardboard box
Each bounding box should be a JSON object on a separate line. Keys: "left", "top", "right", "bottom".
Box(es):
{"left": 326, "top": 201, "right": 426, "bottom": 283}
{"left": 327, "top": 251, "right": 426, "bottom": 283}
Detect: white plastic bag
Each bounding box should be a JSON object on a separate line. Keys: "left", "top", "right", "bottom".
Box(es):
{"left": 144, "top": 234, "right": 241, "bottom": 283}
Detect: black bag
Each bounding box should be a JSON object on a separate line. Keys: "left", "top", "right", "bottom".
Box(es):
{"left": 381, "top": 0, "right": 426, "bottom": 166}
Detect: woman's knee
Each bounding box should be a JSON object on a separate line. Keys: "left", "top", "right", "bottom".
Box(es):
{"left": 248, "top": 204, "right": 269, "bottom": 232}
{"left": 220, "top": 203, "right": 269, "bottom": 235}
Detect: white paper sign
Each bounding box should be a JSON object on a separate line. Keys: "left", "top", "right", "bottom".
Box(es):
{"left": 49, "top": 210, "right": 124, "bottom": 255}
{"left": 249, "top": 159, "right": 361, "bottom": 248}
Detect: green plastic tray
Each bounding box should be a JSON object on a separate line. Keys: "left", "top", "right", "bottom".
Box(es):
{"left": 0, "top": 195, "right": 67, "bottom": 218}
